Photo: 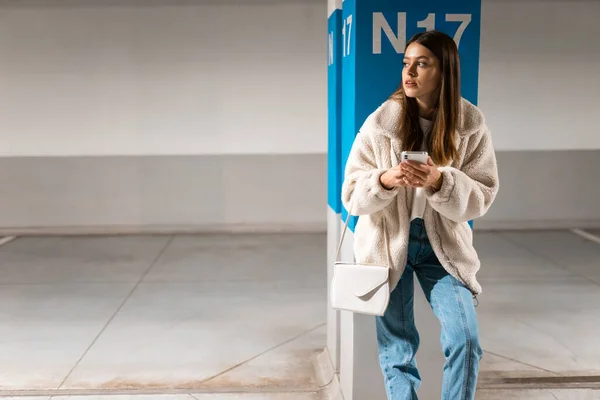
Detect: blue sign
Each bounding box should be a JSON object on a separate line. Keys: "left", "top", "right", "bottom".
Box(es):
{"left": 328, "top": 6, "right": 343, "bottom": 214}
{"left": 339, "top": 0, "right": 482, "bottom": 230}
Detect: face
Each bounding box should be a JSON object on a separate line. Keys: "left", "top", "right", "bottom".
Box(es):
{"left": 402, "top": 42, "right": 442, "bottom": 101}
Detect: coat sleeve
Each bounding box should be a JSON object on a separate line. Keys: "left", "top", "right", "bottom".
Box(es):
{"left": 341, "top": 131, "right": 399, "bottom": 216}
{"left": 424, "top": 127, "right": 499, "bottom": 222}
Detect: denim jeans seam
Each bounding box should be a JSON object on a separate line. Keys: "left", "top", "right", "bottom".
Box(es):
{"left": 431, "top": 295, "right": 451, "bottom": 400}
{"left": 452, "top": 277, "right": 472, "bottom": 400}
{"left": 384, "top": 355, "right": 393, "bottom": 398}
{"left": 398, "top": 280, "right": 416, "bottom": 399}
{"left": 378, "top": 317, "right": 395, "bottom": 399}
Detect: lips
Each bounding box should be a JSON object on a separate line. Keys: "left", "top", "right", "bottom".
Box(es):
{"left": 404, "top": 80, "right": 417, "bottom": 87}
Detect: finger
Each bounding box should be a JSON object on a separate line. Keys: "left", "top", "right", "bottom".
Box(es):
{"left": 404, "top": 176, "right": 424, "bottom": 188}
{"left": 411, "top": 161, "right": 430, "bottom": 173}
{"left": 401, "top": 163, "right": 419, "bottom": 175}
{"left": 389, "top": 172, "right": 405, "bottom": 185}
{"left": 416, "top": 170, "right": 428, "bottom": 181}
{"left": 404, "top": 176, "right": 416, "bottom": 185}
{"left": 404, "top": 168, "right": 427, "bottom": 182}
{"left": 404, "top": 161, "right": 429, "bottom": 174}
{"left": 403, "top": 161, "right": 420, "bottom": 170}
{"left": 406, "top": 181, "right": 424, "bottom": 188}
{"left": 393, "top": 172, "right": 406, "bottom": 182}
{"left": 406, "top": 160, "right": 427, "bottom": 168}
{"left": 402, "top": 170, "right": 416, "bottom": 184}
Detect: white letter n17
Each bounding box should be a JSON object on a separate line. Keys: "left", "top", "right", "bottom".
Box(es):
{"left": 373, "top": 12, "right": 406, "bottom": 55}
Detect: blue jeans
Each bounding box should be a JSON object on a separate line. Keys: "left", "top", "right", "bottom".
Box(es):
{"left": 376, "top": 218, "right": 482, "bottom": 400}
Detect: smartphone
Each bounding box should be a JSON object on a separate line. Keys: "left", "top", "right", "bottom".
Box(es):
{"left": 401, "top": 151, "right": 428, "bottom": 164}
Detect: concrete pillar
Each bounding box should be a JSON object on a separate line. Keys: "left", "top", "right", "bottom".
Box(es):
{"left": 327, "top": 0, "right": 482, "bottom": 398}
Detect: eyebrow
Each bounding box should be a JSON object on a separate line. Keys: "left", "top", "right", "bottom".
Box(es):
{"left": 404, "top": 56, "right": 430, "bottom": 60}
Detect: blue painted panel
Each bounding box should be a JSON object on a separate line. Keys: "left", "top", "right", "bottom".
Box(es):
{"left": 340, "top": 0, "right": 482, "bottom": 232}
{"left": 327, "top": 9, "right": 343, "bottom": 214}
{"left": 340, "top": 0, "right": 358, "bottom": 230}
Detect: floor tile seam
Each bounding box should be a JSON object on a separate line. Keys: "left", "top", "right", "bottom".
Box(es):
{"left": 195, "top": 322, "right": 326, "bottom": 386}
{"left": 55, "top": 236, "right": 175, "bottom": 390}
{"left": 0, "top": 236, "right": 17, "bottom": 248}
{"left": 0, "top": 281, "right": 150, "bottom": 286}
{"left": 496, "top": 232, "right": 600, "bottom": 288}
{"left": 571, "top": 229, "right": 600, "bottom": 248}
{"left": 483, "top": 349, "right": 563, "bottom": 377}
{"left": 0, "top": 387, "right": 322, "bottom": 397}
{"left": 479, "top": 381, "right": 600, "bottom": 390}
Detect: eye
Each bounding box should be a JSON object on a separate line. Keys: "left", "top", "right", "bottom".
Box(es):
{"left": 418, "top": 62, "right": 427, "bottom": 67}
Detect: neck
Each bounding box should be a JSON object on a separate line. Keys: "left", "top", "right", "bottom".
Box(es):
{"left": 416, "top": 95, "right": 437, "bottom": 120}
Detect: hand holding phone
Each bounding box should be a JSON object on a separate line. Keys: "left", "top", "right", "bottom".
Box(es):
{"left": 380, "top": 151, "right": 429, "bottom": 189}
{"left": 399, "top": 151, "right": 442, "bottom": 190}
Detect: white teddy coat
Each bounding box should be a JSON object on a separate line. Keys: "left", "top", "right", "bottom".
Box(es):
{"left": 341, "top": 97, "right": 499, "bottom": 296}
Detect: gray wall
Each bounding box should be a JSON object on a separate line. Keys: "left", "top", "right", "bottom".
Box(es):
{"left": 0, "top": 0, "right": 327, "bottom": 157}
{"left": 0, "top": 155, "right": 326, "bottom": 235}
{"left": 483, "top": 150, "right": 600, "bottom": 230}
{"left": 1, "top": 151, "right": 599, "bottom": 235}
{"left": 1, "top": 0, "right": 599, "bottom": 234}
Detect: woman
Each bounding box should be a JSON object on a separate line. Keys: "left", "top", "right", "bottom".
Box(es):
{"left": 341, "top": 30, "right": 499, "bottom": 400}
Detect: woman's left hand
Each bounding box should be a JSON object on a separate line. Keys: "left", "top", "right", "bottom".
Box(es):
{"left": 400, "top": 157, "right": 443, "bottom": 190}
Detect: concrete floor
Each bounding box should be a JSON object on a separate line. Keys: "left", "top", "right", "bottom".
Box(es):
{"left": 0, "top": 230, "right": 599, "bottom": 399}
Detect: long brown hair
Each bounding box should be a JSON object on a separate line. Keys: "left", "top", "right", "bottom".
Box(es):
{"left": 390, "top": 31, "right": 461, "bottom": 166}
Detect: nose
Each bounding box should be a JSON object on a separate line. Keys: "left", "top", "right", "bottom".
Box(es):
{"left": 406, "top": 63, "right": 417, "bottom": 77}
{"left": 404, "top": 63, "right": 417, "bottom": 77}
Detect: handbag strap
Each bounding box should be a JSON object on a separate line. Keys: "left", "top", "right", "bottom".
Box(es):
{"left": 335, "top": 194, "right": 392, "bottom": 267}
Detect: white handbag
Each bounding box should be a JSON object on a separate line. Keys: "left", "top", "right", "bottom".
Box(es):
{"left": 330, "top": 200, "right": 392, "bottom": 316}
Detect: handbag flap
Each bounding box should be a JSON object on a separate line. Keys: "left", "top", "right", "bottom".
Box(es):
{"left": 334, "top": 262, "right": 389, "bottom": 298}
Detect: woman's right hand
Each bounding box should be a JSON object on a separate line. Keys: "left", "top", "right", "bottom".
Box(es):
{"left": 379, "top": 165, "right": 407, "bottom": 190}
